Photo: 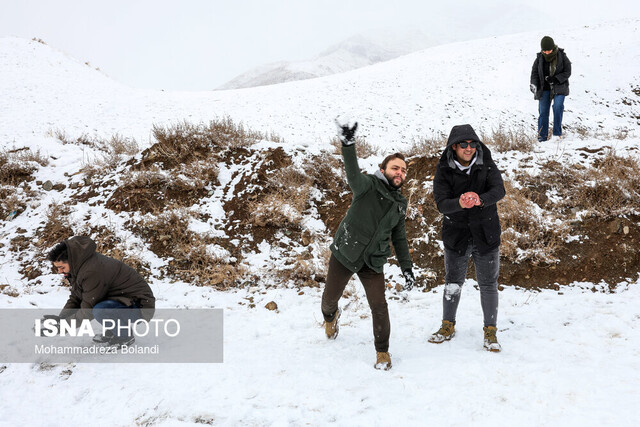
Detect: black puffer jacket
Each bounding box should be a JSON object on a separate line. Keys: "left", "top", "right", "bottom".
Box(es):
{"left": 530, "top": 47, "right": 571, "bottom": 99}
{"left": 433, "top": 125, "right": 506, "bottom": 255}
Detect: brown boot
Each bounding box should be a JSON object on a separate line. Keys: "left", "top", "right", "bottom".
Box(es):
{"left": 428, "top": 320, "right": 455, "bottom": 343}
{"left": 324, "top": 308, "right": 341, "bottom": 339}
{"left": 483, "top": 326, "right": 502, "bottom": 352}
{"left": 374, "top": 351, "right": 392, "bottom": 370}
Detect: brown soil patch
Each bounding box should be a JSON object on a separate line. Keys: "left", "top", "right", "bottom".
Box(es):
{"left": 106, "top": 179, "right": 210, "bottom": 214}
{"left": 222, "top": 146, "right": 294, "bottom": 257}
{"left": 501, "top": 216, "right": 640, "bottom": 289}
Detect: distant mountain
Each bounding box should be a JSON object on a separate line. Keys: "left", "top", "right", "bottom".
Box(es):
{"left": 216, "top": 29, "right": 437, "bottom": 90}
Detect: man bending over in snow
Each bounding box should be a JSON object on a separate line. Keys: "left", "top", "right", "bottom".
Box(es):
{"left": 46, "top": 236, "right": 155, "bottom": 348}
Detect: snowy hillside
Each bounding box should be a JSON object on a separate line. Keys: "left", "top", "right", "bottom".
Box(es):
{"left": 1, "top": 19, "right": 640, "bottom": 426}
{"left": 2, "top": 19, "right": 639, "bottom": 149}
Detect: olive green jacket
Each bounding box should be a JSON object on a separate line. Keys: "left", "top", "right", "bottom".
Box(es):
{"left": 330, "top": 144, "right": 412, "bottom": 273}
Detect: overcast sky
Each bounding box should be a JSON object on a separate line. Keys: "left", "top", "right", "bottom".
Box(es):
{"left": 2, "top": 0, "right": 638, "bottom": 90}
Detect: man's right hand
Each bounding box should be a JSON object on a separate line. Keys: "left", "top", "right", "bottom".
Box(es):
{"left": 335, "top": 116, "right": 358, "bottom": 146}
{"left": 402, "top": 269, "right": 416, "bottom": 291}
{"left": 529, "top": 83, "right": 537, "bottom": 94}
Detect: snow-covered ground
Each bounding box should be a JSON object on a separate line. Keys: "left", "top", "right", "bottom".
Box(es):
{"left": 2, "top": 278, "right": 639, "bottom": 425}
{"left": 1, "top": 18, "right": 640, "bottom": 426}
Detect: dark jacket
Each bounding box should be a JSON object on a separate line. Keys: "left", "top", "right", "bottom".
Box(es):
{"left": 530, "top": 47, "right": 571, "bottom": 99}
{"left": 330, "top": 144, "right": 412, "bottom": 273}
{"left": 433, "top": 125, "right": 506, "bottom": 255}
{"left": 60, "top": 236, "right": 155, "bottom": 321}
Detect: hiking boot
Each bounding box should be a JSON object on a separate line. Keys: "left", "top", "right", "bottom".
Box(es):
{"left": 428, "top": 320, "right": 455, "bottom": 343}
{"left": 324, "top": 308, "right": 341, "bottom": 340}
{"left": 483, "top": 326, "right": 502, "bottom": 352}
{"left": 106, "top": 335, "right": 135, "bottom": 349}
{"left": 92, "top": 329, "right": 115, "bottom": 344}
{"left": 374, "top": 352, "right": 392, "bottom": 370}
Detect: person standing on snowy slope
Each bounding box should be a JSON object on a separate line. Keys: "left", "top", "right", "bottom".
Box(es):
{"left": 46, "top": 236, "right": 155, "bottom": 348}
{"left": 530, "top": 35, "right": 571, "bottom": 141}
{"left": 321, "top": 117, "right": 415, "bottom": 371}
{"left": 429, "top": 124, "right": 505, "bottom": 352}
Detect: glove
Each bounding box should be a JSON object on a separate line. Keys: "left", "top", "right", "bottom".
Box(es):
{"left": 402, "top": 269, "right": 415, "bottom": 291}
{"left": 335, "top": 116, "right": 358, "bottom": 146}
{"left": 545, "top": 76, "right": 558, "bottom": 84}
{"left": 529, "top": 83, "right": 537, "bottom": 94}
{"left": 37, "top": 314, "right": 61, "bottom": 336}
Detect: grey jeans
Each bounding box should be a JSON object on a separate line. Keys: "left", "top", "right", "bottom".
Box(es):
{"left": 442, "top": 242, "right": 500, "bottom": 327}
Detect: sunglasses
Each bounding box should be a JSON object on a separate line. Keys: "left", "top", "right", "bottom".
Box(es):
{"left": 458, "top": 142, "right": 478, "bottom": 149}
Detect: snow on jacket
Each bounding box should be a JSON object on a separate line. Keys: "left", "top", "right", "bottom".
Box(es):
{"left": 530, "top": 47, "right": 571, "bottom": 100}
{"left": 60, "top": 236, "right": 155, "bottom": 321}
{"left": 330, "top": 144, "right": 412, "bottom": 273}
{"left": 433, "top": 125, "right": 506, "bottom": 255}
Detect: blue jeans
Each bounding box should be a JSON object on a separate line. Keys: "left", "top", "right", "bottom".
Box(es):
{"left": 538, "top": 91, "right": 565, "bottom": 140}
{"left": 92, "top": 300, "right": 142, "bottom": 338}
{"left": 442, "top": 243, "right": 500, "bottom": 327}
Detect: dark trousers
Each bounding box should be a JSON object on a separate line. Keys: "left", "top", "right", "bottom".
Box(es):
{"left": 442, "top": 243, "right": 500, "bottom": 327}
{"left": 321, "top": 254, "right": 390, "bottom": 352}
{"left": 92, "top": 299, "right": 142, "bottom": 338}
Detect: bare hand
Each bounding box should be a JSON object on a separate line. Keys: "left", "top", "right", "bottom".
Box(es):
{"left": 459, "top": 192, "right": 481, "bottom": 208}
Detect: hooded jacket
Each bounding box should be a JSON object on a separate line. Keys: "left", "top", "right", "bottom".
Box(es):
{"left": 330, "top": 144, "right": 412, "bottom": 273}
{"left": 60, "top": 236, "right": 155, "bottom": 321}
{"left": 433, "top": 125, "right": 506, "bottom": 255}
{"left": 530, "top": 47, "right": 571, "bottom": 99}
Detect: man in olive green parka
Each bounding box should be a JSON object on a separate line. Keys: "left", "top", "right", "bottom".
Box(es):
{"left": 321, "top": 117, "right": 415, "bottom": 371}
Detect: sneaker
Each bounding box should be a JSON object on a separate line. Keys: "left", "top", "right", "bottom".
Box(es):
{"left": 483, "top": 326, "right": 502, "bottom": 352}
{"left": 107, "top": 335, "right": 135, "bottom": 349}
{"left": 428, "top": 320, "right": 455, "bottom": 343}
{"left": 324, "top": 308, "right": 341, "bottom": 340}
{"left": 374, "top": 352, "right": 392, "bottom": 370}
{"left": 92, "top": 329, "right": 115, "bottom": 344}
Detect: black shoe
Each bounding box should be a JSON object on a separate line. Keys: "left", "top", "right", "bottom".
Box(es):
{"left": 92, "top": 330, "right": 115, "bottom": 343}
{"left": 107, "top": 335, "right": 135, "bottom": 349}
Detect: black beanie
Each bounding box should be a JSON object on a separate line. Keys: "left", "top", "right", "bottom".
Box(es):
{"left": 541, "top": 36, "right": 555, "bottom": 51}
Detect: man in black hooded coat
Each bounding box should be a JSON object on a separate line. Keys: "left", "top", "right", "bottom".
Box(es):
{"left": 429, "top": 124, "right": 506, "bottom": 352}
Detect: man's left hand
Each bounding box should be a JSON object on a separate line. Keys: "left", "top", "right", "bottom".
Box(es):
{"left": 402, "top": 269, "right": 415, "bottom": 291}
{"left": 36, "top": 314, "right": 61, "bottom": 336}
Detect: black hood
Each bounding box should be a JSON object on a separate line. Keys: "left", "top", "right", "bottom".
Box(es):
{"left": 446, "top": 124, "right": 481, "bottom": 148}
{"left": 441, "top": 124, "right": 486, "bottom": 169}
